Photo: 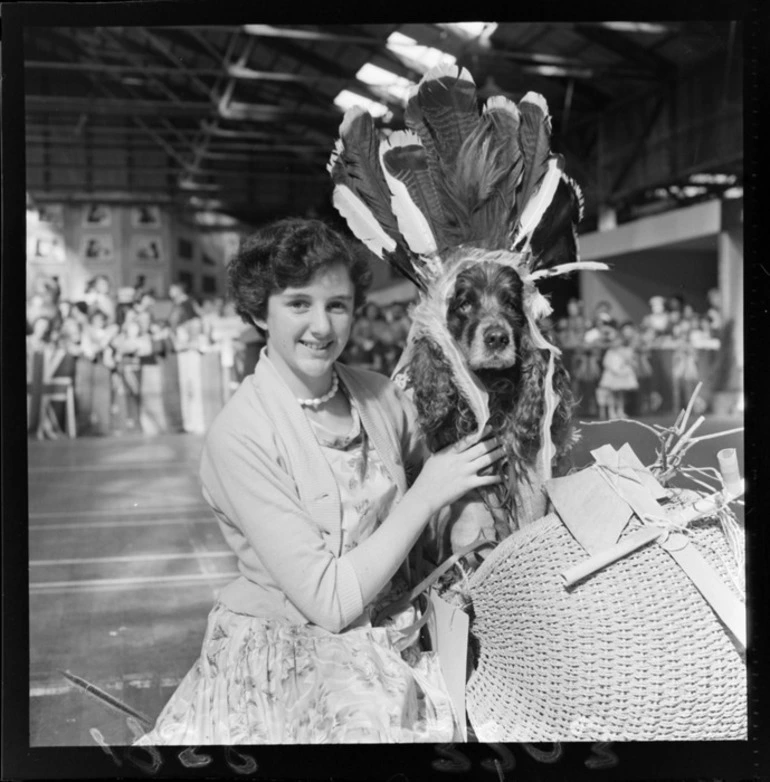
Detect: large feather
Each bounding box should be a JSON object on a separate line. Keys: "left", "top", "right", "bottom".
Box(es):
{"left": 528, "top": 171, "right": 584, "bottom": 269}
{"left": 415, "top": 65, "right": 479, "bottom": 168}
{"left": 516, "top": 92, "right": 553, "bottom": 226}
{"left": 327, "top": 107, "right": 401, "bottom": 243}
{"left": 528, "top": 261, "right": 610, "bottom": 281}
{"left": 329, "top": 106, "right": 427, "bottom": 288}
{"left": 332, "top": 184, "right": 397, "bottom": 260}
{"left": 380, "top": 130, "right": 444, "bottom": 255}
{"left": 446, "top": 95, "right": 526, "bottom": 248}
{"left": 514, "top": 155, "right": 563, "bottom": 252}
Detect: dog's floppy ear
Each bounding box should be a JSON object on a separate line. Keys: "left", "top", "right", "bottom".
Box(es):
{"left": 407, "top": 335, "right": 471, "bottom": 452}
{"left": 514, "top": 330, "right": 576, "bottom": 466}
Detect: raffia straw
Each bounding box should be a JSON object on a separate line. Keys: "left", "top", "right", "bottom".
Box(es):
{"left": 679, "top": 381, "right": 703, "bottom": 432}
{"left": 664, "top": 409, "right": 686, "bottom": 451}
{"left": 668, "top": 415, "right": 706, "bottom": 460}
{"left": 685, "top": 427, "right": 745, "bottom": 445}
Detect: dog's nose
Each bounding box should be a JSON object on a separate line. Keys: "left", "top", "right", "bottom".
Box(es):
{"left": 483, "top": 327, "right": 510, "bottom": 350}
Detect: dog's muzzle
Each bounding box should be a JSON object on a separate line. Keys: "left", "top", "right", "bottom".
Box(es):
{"left": 467, "top": 320, "right": 517, "bottom": 369}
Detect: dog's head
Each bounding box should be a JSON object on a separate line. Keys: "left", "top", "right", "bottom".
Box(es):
{"left": 446, "top": 261, "right": 525, "bottom": 371}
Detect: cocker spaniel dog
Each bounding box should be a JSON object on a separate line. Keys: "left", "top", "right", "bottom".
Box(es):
{"left": 407, "top": 260, "right": 577, "bottom": 556}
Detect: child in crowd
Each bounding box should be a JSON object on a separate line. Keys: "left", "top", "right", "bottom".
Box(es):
{"left": 596, "top": 322, "right": 639, "bottom": 420}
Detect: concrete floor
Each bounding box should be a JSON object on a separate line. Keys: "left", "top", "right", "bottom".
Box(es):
{"left": 28, "top": 415, "right": 744, "bottom": 746}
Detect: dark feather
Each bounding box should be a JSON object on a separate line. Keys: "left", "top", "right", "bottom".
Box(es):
{"left": 381, "top": 142, "right": 448, "bottom": 251}
{"left": 446, "top": 103, "right": 525, "bottom": 248}
{"left": 329, "top": 108, "right": 402, "bottom": 243}
{"left": 416, "top": 68, "right": 480, "bottom": 168}
{"left": 383, "top": 244, "right": 428, "bottom": 291}
{"left": 516, "top": 94, "right": 552, "bottom": 222}
{"left": 530, "top": 171, "right": 583, "bottom": 270}
{"left": 330, "top": 108, "right": 427, "bottom": 289}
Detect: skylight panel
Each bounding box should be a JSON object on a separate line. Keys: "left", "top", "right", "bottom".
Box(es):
{"left": 333, "top": 89, "right": 391, "bottom": 119}
{"left": 356, "top": 63, "right": 415, "bottom": 105}
{"left": 386, "top": 32, "right": 456, "bottom": 73}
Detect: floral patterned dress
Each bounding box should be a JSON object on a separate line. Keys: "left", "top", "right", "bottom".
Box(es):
{"left": 135, "top": 402, "right": 459, "bottom": 745}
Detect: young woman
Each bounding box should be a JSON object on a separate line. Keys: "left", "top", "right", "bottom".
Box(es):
{"left": 135, "top": 218, "right": 503, "bottom": 745}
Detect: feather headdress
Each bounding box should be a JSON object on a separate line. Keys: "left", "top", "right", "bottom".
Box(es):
{"left": 328, "top": 66, "right": 607, "bottom": 473}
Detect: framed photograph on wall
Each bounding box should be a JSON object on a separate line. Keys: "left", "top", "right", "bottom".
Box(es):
{"left": 131, "top": 235, "right": 164, "bottom": 263}
{"left": 82, "top": 203, "right": 112, "bottom": 227}
{"left": 80, "top": 234, "right": 115, "bottom": 262}
{"left": 37, "top": 204, "right": 64, "bottom": 227}
{"left": 29, "top": 233, "right": 66, "bottom": 263}
{"left": 131, "top": 205, "right": 162, "bottom": 228}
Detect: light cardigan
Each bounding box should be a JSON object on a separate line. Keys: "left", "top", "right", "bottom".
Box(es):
{"left": 199, "top": 349, "right": 427, "bottom": 633}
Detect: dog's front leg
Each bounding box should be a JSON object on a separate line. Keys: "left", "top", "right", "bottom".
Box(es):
{"left": 448, "top": 490, "right": 498, "bottom": 559}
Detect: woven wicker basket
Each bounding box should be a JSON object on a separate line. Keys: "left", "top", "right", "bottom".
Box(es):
{"left": 465, "top": 512, "right": 746, "bottom": 741}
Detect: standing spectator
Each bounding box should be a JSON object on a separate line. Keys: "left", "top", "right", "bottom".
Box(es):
{"left": 112, "top": 319, "right": 154, "bottom": 433}
{"left": 83, "top": 275, "right": 116, "bottom": 324}
{"left": 641, "top": 295, "right": 669, "bottom": 343}
{"left": 596, "top": 323, "right": 639, "bottom": 420}
{"left": 168, "top": 281, "right": 202, "bottom": 350}
{"left": 564, "top": 297, "right": 588, "bottom": 347}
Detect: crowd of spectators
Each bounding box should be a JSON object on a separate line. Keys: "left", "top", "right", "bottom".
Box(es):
{"left": 26, "top": 269, "right": 729, "bottom": 436}
{"left": 549, "top": 290, "right": 725, "bottom": 419}
{"left": 25, "top": 271, "right": 419, "bottom": 438}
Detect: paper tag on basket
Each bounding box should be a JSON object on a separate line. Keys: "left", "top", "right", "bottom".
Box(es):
{"left": 427, "top": 589, "right": 469, "bottom": 742}
{"left": 590, "top": 444, "right": 667, "bottom": 522}
{"left": 545, "top": 469, "right": 633, "bottom": 555}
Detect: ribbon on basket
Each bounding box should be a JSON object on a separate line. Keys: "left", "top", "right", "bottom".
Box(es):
{"left": 545, "top": 444, "right": 746, "bottom": 651}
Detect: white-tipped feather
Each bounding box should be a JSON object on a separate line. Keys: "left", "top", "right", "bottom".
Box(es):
{"left": 514, "top": 156, "right": 562, "bottom": 245}
{"left": 528, "top": 289, "right": 553, "bottom": 320}
{"left": 527, "top": 261, "right": 610, "bottom": 281}
{"left": 422, "top": 63, "right": 475, "bottom": 83}
{"left": 519, "top": 91, "right": 549, "bottom": 115}
{"left": 484, "top": 95, "right": 520, "bottom": 119}
{"left": 379, "top": 131, "right": 438, "bottom": 256}
{"left": 332, "top": 184, "right": 397, "bottom": 259}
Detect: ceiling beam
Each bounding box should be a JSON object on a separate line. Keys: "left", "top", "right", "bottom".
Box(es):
{"left": 572, "top": 23, "right": 673, "bottom": 77}
{"left": 24, "top": 60, "right": 224, "bottom": 77}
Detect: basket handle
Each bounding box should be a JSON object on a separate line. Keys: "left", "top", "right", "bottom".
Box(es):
{"left": 373, "top": 536, "right": 493, "bottom": 627}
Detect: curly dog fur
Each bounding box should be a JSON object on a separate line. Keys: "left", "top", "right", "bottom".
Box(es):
{"left": 407, "top": 261, "right": 576, "bottom": 526}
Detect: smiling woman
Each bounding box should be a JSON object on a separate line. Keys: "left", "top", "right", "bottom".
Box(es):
{"left": 132, "top": 218, "right": 505, "bottom": 745}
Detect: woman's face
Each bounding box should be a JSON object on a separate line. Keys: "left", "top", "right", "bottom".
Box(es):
{"left": 95, "top": 277, "right": 110, "bottom": 295}
{"left": 256, "top": 263, "right": 355, "bottom": 397}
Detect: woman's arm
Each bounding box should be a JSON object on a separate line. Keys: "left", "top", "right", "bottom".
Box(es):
{"left": 202, "top": 416, "right": 502, "bottom": 633}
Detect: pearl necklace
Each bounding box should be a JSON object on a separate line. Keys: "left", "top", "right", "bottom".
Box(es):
{"left": 297, "top": 371, "right": 339, "bottom": 408}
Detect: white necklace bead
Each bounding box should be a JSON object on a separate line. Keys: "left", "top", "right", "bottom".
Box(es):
{"left": 297, "top": 371, "right": 339, "bottom": 408}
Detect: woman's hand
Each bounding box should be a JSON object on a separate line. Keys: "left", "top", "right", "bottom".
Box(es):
{"left": 409, "top": 431, "right": 504, "bottom": 517}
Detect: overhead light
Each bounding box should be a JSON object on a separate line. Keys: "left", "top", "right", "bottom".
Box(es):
{"left": 333, "top": 89, "right": 391, "bottom": 119}
{"left": 194, "top": 211, "right": 239, "bottom": 227}
{"left": 533, "top": 64, "right": 593, "bottom": 78}
{"left": 442, "top": 22, "right": 498, "bottom": 40}
{"left": 599, "top": 22, "right": 672, "bottom": 34}
{"left": 689, "top": 173, "right": 737, "bottom": 185}
{"left": 179, "top": 179, "right": 222, "bottom": 192}
{"left": 386, "top": 32, "right": 456, "bottom": 74}
{"left": 723, "top": 186, "right": 743, "bottom": 199}
{"left": 356, "top": 63, "right": 415, "bottom": 105}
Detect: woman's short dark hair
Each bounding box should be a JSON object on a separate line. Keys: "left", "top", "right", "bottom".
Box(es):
{"left": 227, "top": 218, "right": 372, "bottom": 327}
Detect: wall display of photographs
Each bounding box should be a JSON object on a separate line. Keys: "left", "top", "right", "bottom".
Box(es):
{"left": 36, "top": 204, "right": 64, "bottom": 227}
{"left": 131, "top": 205, "right": 162, "bottom": 228}
{"left": 130, "top": 271, "right": 166, "bottom": 299}
{"left": 28, "top": 233, "right": 66, "bottom": 263}
{"left": 131, "top": 234, "right": 164, "bottom": 264}
{"left": 81, "top": 234, "right": 115, "bottom": 263}
{"left": 82, "top": 203, "right": 112, "bottom": 227}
